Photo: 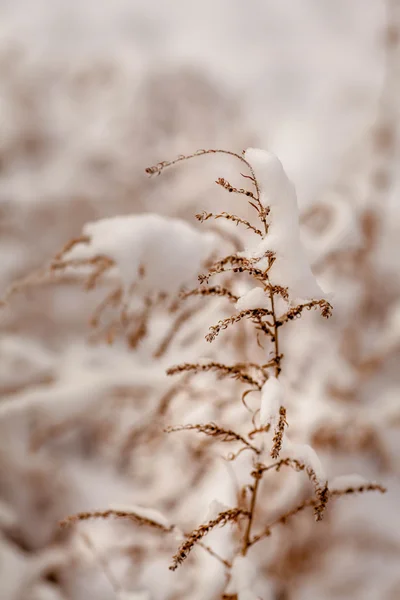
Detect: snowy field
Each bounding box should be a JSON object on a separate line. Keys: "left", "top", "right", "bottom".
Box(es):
{"left": 0, "top": 1, "right": 399, "bottom": 599}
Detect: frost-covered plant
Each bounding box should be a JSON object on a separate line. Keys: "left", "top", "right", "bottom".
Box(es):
{"left": 61, "top": 148, "right": 385, "bottom": 599}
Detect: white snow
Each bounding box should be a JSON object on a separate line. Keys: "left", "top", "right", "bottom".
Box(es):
{"left": 260, "top": 376, "right": 285, "bottom": 427}
{"left": 139, "top": 557, "right": 183, "bottom": 600}
{"left": 235, "top": 286, "right": 270, "bottom": 311}
{"left": 241, "top": 148, "right": 326, "bottom": 303}
{"left": 64, "top": 214, "right": 217, "bottom": 296}
{"left": 226, "top": 556, "right": 259, "bottom": 600}
{"left": 117, "top": 592, "right": 151, "bottom": 600}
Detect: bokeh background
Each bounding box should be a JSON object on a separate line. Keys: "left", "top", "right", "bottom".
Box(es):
{"left": 0, "top": 1, "right": 399, "bottom": 599}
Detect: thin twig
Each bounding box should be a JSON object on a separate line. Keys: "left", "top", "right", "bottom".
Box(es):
{"left": 196, "top": 210, "right": 263, "bottom": 237}
{"left": 165, "top": 423, "right": 260, "bottom": 454}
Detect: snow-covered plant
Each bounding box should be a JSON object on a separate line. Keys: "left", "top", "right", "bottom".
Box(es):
{"left": 60, "top": 148, "right": 385, "bottom": 599}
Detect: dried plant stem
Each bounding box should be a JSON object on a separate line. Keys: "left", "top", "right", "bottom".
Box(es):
{"left": 196, "top": 210, "right": 263, "bottom": 237}
{"left": 85, "top": 257, "right": 115, "bottom": 290}
{"left": 181, "top": 286, "right": 239, "bottom": 303}
{"left": 276, "top": 299, "right": 333, "bottom": 325}
{"left": 239, "top": 275, "right": 284, "bottom": 551}
{"left": 54, "top": 235, "right": 90, "bottom": 260}
{"left": 169, "top": 508, "right": 249, "bottom": 571}
{"left": 198, "top": 253, "right": 276, "bottom": 286}
{"left": 165, "top": 423, "right": 260, "bottom": 455}
{"left": 167, "top": 361, "right": 262, "bottom": 389}
{"left": 242, "top": 473, "right": 262, "bottom": 555}
{"left": 215, "top": 177, "right": 256, "bottom": 200}
{"left": 206, "top": 308, "right": 273, "bottom": 343}
{"left": 270, "top": 407, "right": 287, "bottom": 460}
{"left": 60, "top": 509, "right": 173, "bottom": 533}
{"left": 268, "top": 284, "right": 281, "bottom": 378}
{"left": 146, "top": 149, "right": 260, "bottom": 204}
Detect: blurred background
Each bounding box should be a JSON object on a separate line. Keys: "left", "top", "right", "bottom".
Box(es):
{"left": 0, "top": 1, "right": 399, "bottom": 599}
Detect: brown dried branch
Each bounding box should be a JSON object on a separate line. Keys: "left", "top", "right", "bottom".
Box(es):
{"left": 1, "top": 243, "right": 118, "bottom": 308}
{"left": 196, "top": 210, "right": 263, "bottom": 237}
{"left": 198, "top": 251, "right": 276, "bottom": 285}
{"left": 242, "top": 468, "right": 263, "bottom": 555}
{"left": 248, "top": 425, "right": 271, "bottom": 439}
{"left": 269, "top": 284, "right": 289, "bottom": 302}
{"left": 270, "top": 407, "right": 288, "bottom": 460}
{"left": 145, "top": 149, "right": 262, "bottom": 213}
{"left": 198, "top": 254, "right": 254, "bottom": 284}
{"left": 314, "top": 485, "right": 329, "bottom": 521}
{"left": 206, "top": 308, "right": 273, "bottom": 343}
{"left": 215, "top": 177, "right": 256, "bottom": 200}
{"left": 231, "top": 266, "right": 270, "bottom": 280}
{"left": 60, "top": 509, "right": 173, "bottom": 533}
{"left": 85, "top": 257, "right": 115, "bottom": 291}
{"left": 166, "top": 361, "right": 262, "bottom": 389}
{"left": 165, "top": 423, "right": 260, "bottom": 454}
{"left": 330, "top": 483, "right": 386, "bottom": 496}
{"left": 181, "top": 285, "right": 239, "bottom": 303}
{"left": 276, "top": 299, "right": 333, "bottom": 326}
{"left": 169, "top": 508, "right": 249, "bottom": 571}
{"left": 54, "top": 235, "right": 90, "bottom": 261}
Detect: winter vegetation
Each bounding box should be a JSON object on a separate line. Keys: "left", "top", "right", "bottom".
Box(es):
{"left": 1, "top": 1, "right": 400, "bottom": 599}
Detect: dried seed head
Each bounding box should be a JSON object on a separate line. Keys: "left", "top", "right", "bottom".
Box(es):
{"left": 169, "top": 508, "right": 249, "bottom": 571}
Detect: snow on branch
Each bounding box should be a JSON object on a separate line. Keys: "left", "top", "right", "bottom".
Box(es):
{"left": 260, "top": 376, "right": 285, "bottom": 429}
{"left": 240, "top": 148, "right": 327, "bottom": 303}
{"left": 60, "top": 214, "right": 218, "bottom": 296}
